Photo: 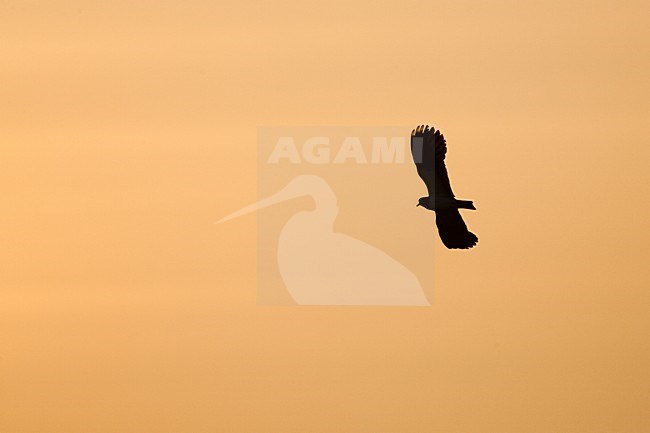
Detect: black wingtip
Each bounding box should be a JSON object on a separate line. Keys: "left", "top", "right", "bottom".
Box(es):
{"left": 436, "top": 209, "right": 479, "bottom": 250}
{"left": 442, "top": 232, "right": 479, "bottom": 249}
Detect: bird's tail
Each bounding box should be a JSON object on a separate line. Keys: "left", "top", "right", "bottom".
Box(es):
{"left": 455, "top": 199, "right": 476, "bottom": 210}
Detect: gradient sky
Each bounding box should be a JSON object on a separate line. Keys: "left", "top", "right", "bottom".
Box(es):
{"left": 1, "top": 1, "right": 649, "bottom": 432}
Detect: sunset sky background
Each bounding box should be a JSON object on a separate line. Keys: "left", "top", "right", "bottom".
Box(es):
{"left": 1, "top": 1, "right": 649, "bottom": 432}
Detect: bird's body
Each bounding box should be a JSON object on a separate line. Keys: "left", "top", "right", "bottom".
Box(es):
{"left": 411, "top": 125, "right": 478, "bottom": 249}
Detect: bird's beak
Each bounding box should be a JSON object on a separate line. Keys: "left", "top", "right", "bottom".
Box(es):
{"left": 216, "top": 183, "right": 302, "bottom": 224}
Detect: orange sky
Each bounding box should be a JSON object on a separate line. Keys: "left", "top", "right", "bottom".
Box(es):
{"left": 1, "top": 1, "right": 649, "bottom": 432}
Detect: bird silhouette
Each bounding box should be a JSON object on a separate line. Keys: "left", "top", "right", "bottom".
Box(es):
{"left": 411, "top": 125, "right": 478, "bottom": 249}
{"left": 218, "top": 175, "right": 429, "bottom": 305}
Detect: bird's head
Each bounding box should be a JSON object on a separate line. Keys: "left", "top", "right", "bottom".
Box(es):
{"left": 416, "top": 196, "right": 433, "bottom": 211}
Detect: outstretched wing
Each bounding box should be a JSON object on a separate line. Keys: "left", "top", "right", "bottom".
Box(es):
{"left": 435, "top": 209, "right": 478, "bottom": 249}
{"left": 411, "top": 125, "right": 478, "bottom": 249}
{"left": 410, "top": 125, "right": 455, "bottom": 200}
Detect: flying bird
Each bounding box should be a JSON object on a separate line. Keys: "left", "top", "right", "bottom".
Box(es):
{"left": 411, "top": 125, "right": 478, "bottom": 249}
